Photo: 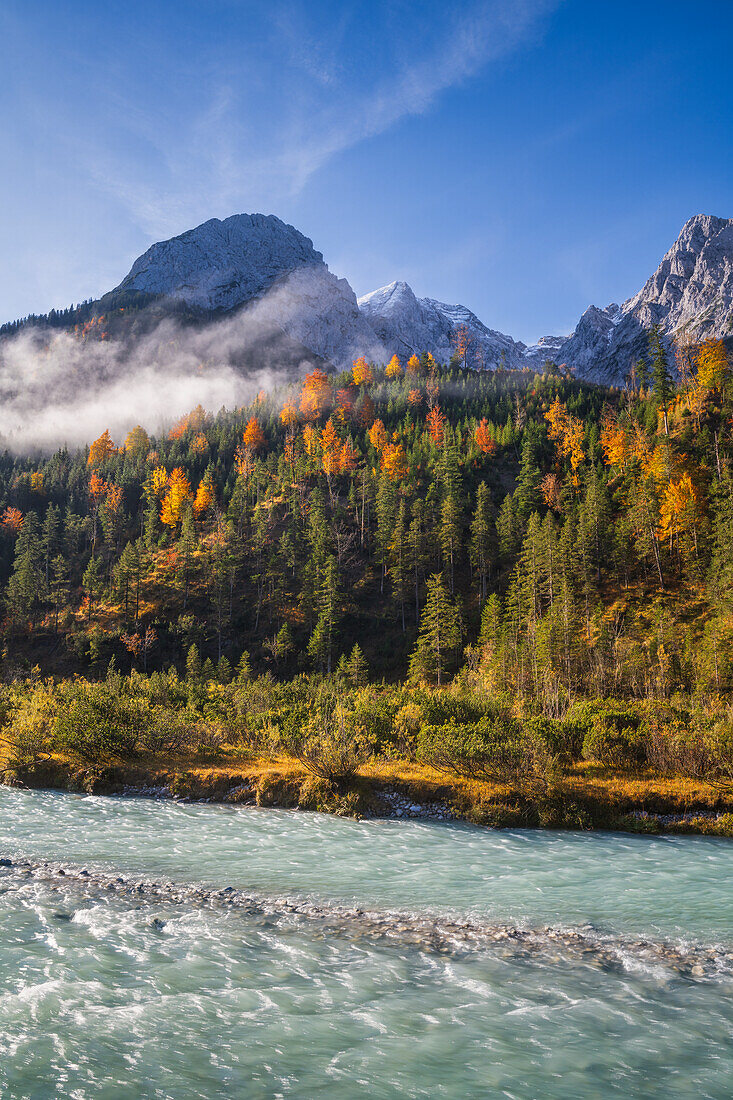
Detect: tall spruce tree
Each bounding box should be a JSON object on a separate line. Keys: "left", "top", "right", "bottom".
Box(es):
{"left": 408, "top": 573, "right": 461, "bottom": 685}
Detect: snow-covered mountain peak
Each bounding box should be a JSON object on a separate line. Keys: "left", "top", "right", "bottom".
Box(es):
{"left": 357, "top": 281, "right": 417, "bottom": 312}
{"left": 358, "top": 282, "right": 525, "bottom": 369}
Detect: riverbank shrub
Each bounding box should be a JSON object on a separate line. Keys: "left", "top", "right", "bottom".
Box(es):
{"left": 416, "top": 717, "right": 524, "bottom": 782}
{"left": 523, "top": 717, "right": 583, "bottom": 762}
{"left": 1, "top": 683, "right": 56, "bottom": 769}
{"left": 3, "top": 668, "right": 733, "bottom": 803}
{"left": 565, "top": 699, "right": 647, "bottom": 769}
{"left": 276, "top": 690, "right": 376, "bottom": 782}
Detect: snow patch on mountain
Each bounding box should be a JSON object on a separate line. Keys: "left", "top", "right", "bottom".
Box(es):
{"left": 358, "top": 281, "right": 524, "bottom": 369}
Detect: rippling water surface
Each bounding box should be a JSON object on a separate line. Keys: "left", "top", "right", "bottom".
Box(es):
{"left": 1, "top": 788, "right": 732, "bottom": 1098}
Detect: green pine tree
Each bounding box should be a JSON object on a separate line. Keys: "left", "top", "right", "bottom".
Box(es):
{"left": 408, "top": 573, "right": 461, "bottom": 685}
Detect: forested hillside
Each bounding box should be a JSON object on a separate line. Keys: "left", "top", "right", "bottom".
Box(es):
{"left": 0, "top": 329, "right": 730, "bottom": 703}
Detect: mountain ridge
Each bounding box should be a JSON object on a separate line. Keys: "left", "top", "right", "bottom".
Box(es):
{"left": 3, "top": 212, "right": 732, "bottom": 382}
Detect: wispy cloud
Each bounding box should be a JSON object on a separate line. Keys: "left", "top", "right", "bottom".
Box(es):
{"left": 85, "top": 0, "right": 560, "bottom": 241}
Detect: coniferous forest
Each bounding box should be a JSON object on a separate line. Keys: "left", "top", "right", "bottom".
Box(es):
{"left": 3, "top": 332, "right": 733, "bottom": 829}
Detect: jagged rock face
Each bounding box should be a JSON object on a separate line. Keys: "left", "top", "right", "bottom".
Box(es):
{"left": 552, "top": 216, "right": 733, "bottom": 383}
{"left": 521, "top": 334, "right": 567, "bottom": 365}
{"left": 622, "top": 214, "right": 733, "bottom": 338}
{"left": 74, "top": 210, "right": 733, "bottom": 382}
{"left": 255, "top": 267, "right": 386, "bottom": 369}
{"left": 548, "top": 304, "right": 622, "bottom": 378}
{"left": 357, "top": 281, "right": 524, "bottom": 369}
{"left": 113, "top": 213, "right": 384, "bottom": 368}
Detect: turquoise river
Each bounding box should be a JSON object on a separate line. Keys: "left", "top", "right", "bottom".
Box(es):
{"left": 0, "top": 787, "right": 732, "bottom": 1098}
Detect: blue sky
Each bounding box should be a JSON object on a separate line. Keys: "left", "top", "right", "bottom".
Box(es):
{"left": 2, "top": 0, "right": 731, "bottom": 342}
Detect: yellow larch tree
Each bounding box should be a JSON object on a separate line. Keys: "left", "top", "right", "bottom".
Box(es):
{"left": 299, "top": 369, "right": 332, "bottom": 420}
{"left": 242, "top": 417, "right": 266, "bottom": 453}
{"left": 321, "top": 418, "right": 341, "bottom": 478}
{"left": 160, "top": 468, "right": 192, "bottom": 528}
{"left": 696, "top": 338, "right": 730, "bottom": 395}
{"left": 352, "top": 357, "right": 374, "bottom": 385}
{"left": 193, "top": 474, "right": 215, "bottom": 518}
{"left": 385, "top": 354, "right": 402, "bottom": 379}
{"left": 545, "top": 397, "right": 585, "bottom": 476}
{"left": 381, "top": 442, "right": 409, "bottom": 481}
{"left": 87, "top": 429, "right": 118, "bottom": 468}
{"left": 368, "top": 419, "right": 388, "bottom": 453}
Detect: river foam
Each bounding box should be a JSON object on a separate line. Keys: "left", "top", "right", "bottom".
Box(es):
{"left": 3, "top": 789, "right": 733, "bottom": 1097}
{"left": 2, "top": 856, "right": 732, "bottom": 983}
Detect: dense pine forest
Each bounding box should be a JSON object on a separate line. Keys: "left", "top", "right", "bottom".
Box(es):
{"left": 2, "top": 330, "right": 733, "bottom": 827}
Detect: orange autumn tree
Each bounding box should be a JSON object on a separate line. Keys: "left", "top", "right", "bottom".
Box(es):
{"left": 426, "top": 406, "right": 446, "bottom": 445}
{"left": 408, "top": 388, "right": 423, "bottom": 409}
{"left": 696, "top": 338, "right": 730, "bottom": 395}
{"left": 474, "top": 418, "right": 497, "bottom": 456}
{"left": 89, "top": 472, "right": 108, "bottom": 503}
{"left": 352, "top": 356, "right": 374, "bottom": 385}
{"left": 242, "top": 417, "right": 267, "bottom": 453}
{"left": 169, "top": 405, "right": 206, "bottom": 441}
{"left": 193, "top": 473, "right": 215, "bottom": 518}
{"left": 381, "top": 442, "right": 409, "bottom": 481}
{"left": 280, "top": 399, "right": 299, "bottom": 430}
{"left": 87, "top": 430, "right": 118, "bottom": 468}
{"left": 406, "top": 354, "right": 420, "bottom": 376}
{"left": 300, "top": 369, "right": 332, "bottom": 420}
{"left": 105, "top": 482, "right": 123, "bottom": 515}
{"left": 600, "top": 409, "right": 632, "bottom": 469}
{"left": 541, "top": 472, "right": 562, "bottom": 511}
{"left": 658, "top": 472, "right": 702, "bottom": 557}
{"left": 385, "top": 354, "right": 402, "bottom": 379}
{"left": 339, "top": 438, "right": 359, "bottom": 474}
{"left": 160, "top": 468, "right": 192, "bottom": 528}
{"left": 302, "top": 424, "right": 320, "bottom": 458}
{"left": 334, "top": 387, "right": 355, "bottom": 423}
{"left": 545, "top": 397, "right": 585, "bottom": 475}
{"left": 368, "top": 419, "right": 388, "bottom": 453}
{"left": 321, "top": 419, "right": 341, "bottom": 478}
{"left": 1, "top": 507, "right": 23, "bottom": 532}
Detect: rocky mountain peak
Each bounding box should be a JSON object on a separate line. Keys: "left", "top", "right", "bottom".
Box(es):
{"left": 358, "top": 281, "right": 524, "bottom": 369}
{"left": 114, "top": 213, "right": 325, "bottom": 313}
{"left": 13, "top": 209, "right": 730, "bottom": 385}
{"left": 621, "top": 214, "right": 733, "bottom": 336}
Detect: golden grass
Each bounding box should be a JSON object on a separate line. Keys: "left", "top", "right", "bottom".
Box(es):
{"left": 6, "top": 746, "right": 732, "bottom": 833}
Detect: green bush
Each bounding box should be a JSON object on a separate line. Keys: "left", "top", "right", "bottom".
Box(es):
{"left": 276, "top": 691, "right": 376, "bottom": 782}
{"left": 565, "top": 698, "right": 647, "bottom": 769}
{"left": 53, "top": 683, "right": 141, "bottom": 762}
{"left": 3, "top": 683, "right": 57, "bottom": 767}
{"left": 581, "top": 719, "right": 646, "bottom": 769}
{"left": 523, "top": 717, "right": 583, "bottom": 762}
{"left": 416, "top": 717, "right": 523, "bottom": 782}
